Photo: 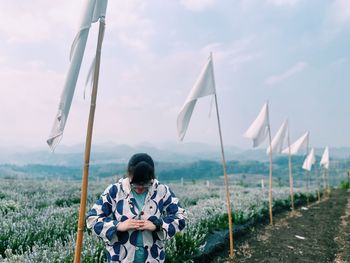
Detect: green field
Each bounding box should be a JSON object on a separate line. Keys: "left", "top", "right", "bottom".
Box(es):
{"left": 0, "top": 175, "right": 324, "bottom": 263}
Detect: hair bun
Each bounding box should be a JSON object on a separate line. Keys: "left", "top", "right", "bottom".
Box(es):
{"left": 128, "top": 153, "right": 155, "bottom": 184}
{"left": 128, "top": 153, "right": 154, "bottom": 170}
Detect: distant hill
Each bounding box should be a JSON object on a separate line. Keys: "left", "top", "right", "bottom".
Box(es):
{"left": 0, "top": 143, "right": 349, "bottom": 187}
{"left": 1, "top": 143, "right": 349, "bottom": 166}
{"left": 1, "top": 155, "right": 349, "bottom": 188}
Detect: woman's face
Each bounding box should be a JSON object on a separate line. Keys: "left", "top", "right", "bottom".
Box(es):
{"left": 129, "top": 177, "right": 153, "bottom": 194}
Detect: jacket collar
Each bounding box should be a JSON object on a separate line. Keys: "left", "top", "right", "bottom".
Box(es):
{"left": 120, "top": 177, "right": 159, "bottom": 197}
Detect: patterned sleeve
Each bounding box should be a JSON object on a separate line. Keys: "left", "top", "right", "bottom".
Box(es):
{"left": 86, "top": 184, "right": 119, "bottom": 245}
{"left": 158, "top": 185, "right": 186, "bottom": 240}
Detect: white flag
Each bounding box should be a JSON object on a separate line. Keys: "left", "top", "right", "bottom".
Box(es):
{"left": 243, "top": 102, "right": 269, "bottom": 147}
{"left": 177, "top": 55, "right": 216, "bottom": 141}
{"left": 47, "top": 0, "right": 108, "bottom": 150}
{"left": 320, "top": 146, "right": 329, "bottom": 169}
{"left": 266, "top": 119, "right": 288, "bottom": 155}
{"left": 302, "top": 148, "right": 315, "bottom": 171}
{"left": 282, "top": 131, "right": 309, "bottom": 155}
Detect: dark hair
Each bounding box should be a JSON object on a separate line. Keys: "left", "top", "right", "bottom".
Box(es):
{"left": 127, "top": 153, "right": 155, "bottom": 184}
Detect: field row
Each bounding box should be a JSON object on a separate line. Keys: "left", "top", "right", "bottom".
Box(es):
{"left": 0, "top": 177, "right": 318, "bottom": 262}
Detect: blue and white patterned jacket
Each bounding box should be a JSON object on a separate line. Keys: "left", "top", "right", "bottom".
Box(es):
{"left": 86, "top": 178, "right": 186, "bottom": 263}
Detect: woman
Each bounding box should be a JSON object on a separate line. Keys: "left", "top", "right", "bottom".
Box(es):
{"left": 86, "top": 153, "right": 186, "bottom": 263}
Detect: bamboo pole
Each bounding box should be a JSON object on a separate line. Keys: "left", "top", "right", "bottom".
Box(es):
{"left": 314, "top": 175, "right": 318, "bottom": 201}
{"left": 325, "top": 168, "right": 330, "bottom": 195}
{"left": 287, "top": 128, "right": 294, "bottom": 210}
{"left": 211, "top": 54, "right": 234, "bottom": 260}
{"left": 306, "top": 171, "right": 310, "bottom": 206}
{"left": 267, "top": 123, "right": 273, "bottom": 225}
{"left": 314, "top": 161, "right": 321, "bottom": 202}
{"left": 74, "top": 18, "right": 105, "bottom": 263}
{"left": 322, "top": 167, "right": 327, "bottom": 192}
{"left": 305, "top": 143, "right": 310, "bottom": 206}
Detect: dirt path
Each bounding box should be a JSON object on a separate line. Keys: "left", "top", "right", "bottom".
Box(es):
{"left": 214, "top": 189, "right": 350, "bottom": 263}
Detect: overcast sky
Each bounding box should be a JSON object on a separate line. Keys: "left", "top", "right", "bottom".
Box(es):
{"left": 0, "top": 0, "right": 349, "bottom": 150}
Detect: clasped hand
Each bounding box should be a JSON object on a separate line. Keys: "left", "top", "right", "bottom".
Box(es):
{"left": 117, "top": 218, "right": 156, "bottom": 232}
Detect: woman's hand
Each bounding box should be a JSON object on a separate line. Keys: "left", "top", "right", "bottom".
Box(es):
{"left": 137, "top": 220, "right": 156, "bottom": 231}
{"left": 116, "top": 219, "right": 157, "bottom": 232}
{"left": 116, "top": 219, "right": 144, "bottom": 232}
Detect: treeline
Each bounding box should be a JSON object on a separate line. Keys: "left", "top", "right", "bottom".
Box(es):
{"left": 156, "top": 156, "right": 306, "bottom": 181}
{"left": 0, "top": 163, "right": 126, "bottom": 180}
{"left": 0, "top": 156, "right": 313, "bottom": 181}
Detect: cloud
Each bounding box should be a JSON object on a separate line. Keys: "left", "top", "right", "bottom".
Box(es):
{"left": 330, "top": 0, "right": 350, "bottom": 24}
{"left": 264, "top": 61, "right": 307, "bottom": 85}
{"left": 0, "top": 0, "right": 155, "bottom": 49}
{"left": 0, "top": 6, "right": 50, "bottom": 43}
{"left": 179, "top": 0, "right": 217, "bottom": 11}
{"left": 330, "top": 57, "right": 347, "bottom": 68}
{"left": 229, "top": 53, "right": 262, "bottom": 72}
{"left": 106, "top": 1, "right": 155, "bottom": 50}
{"left": 266, "top": 0, "right": 302, "bottom": 7}
{"left": 0, "top": 63, "right": 65, "bottom": 146}
{"left": 201, "top": 37, "right": 261, "bottom": 71}
{"left": 0, "top": 1, "right": 82, "bottom": 43}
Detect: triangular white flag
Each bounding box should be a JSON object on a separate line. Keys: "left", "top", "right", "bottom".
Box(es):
{"left": 266, "top": 119, "right": 288, "bottom": 155}
{"left": 282, "top": 131, "right": 309, "bottom": 155}
{"left": 84, "top": 57, "right": 96, "bottom": 99}
{"left": 243, "top": 102, "right": 269, "bottom": 148}
{"left": 302, "top": 148, "right": 315, "bottom": 171}
{"left": 320, "top": 146, "right": 329, "bottom": 169}
{"left": 47, "top": 0, "right": 108, "bottom": 150}
{"left": 177, "top": 55, "right": 216, "bottom": 141}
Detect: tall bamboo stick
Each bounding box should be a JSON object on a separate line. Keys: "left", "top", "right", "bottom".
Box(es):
{"left": 267, "top": 114, "right": 273, "bottom": 225}
{"left": 211, "top": 54, "right": 234, "bottom": 259}
{"left": 325, "top": 168, "right": 330, "bottom": 194}
{"left": 74, "top": 18, "right": 105, "bottom": 263}
{"left": 287, "top": 128, "right": 294, "bottom": 210}
{"left": 305, "top": 145, "right": 310, "bottom": 206}
{"left": 322, "top": 167, "right": 327, "bottom": 191}
{"left": 214, "top": 94, "right": 234, "bottom": 259}
{"left": 314, "top": 160, "right": 321, "bottom": 202}
{"left": 306, "top": 171, "right": 310, "bottom": 206}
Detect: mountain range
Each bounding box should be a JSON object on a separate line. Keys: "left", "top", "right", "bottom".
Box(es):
{"left": 0, "top": 142, "right": 349, "bottom": 166}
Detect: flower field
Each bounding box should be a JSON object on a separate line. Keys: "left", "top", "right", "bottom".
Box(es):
{"left": 0, "top": 177, "right": 316, "bottom": 263}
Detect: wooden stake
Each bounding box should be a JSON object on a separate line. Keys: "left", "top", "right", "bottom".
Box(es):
{"left": 267, "top": 122, "right": 273, "bottom": 225}
{"left": 306, "top": 171, "right": 310, "bottom": 206}
{"left": 74, "top": 18, "right": 105, "bottom": 263}
{"left": 211, "top": 54, "right": 234, "bottom": 260}
{"left": 306, "top": 171, "right": 309, "bottom": 206}
{"left": 322, "top": 167, "right": 327, "bottom": 192}
{"left": 305, "top": 145, "right": 310, "bottom": 206}
{"left": 314, "top": 161, "right": 321, "bottom": 202}
{"left": 325, "top": 168, "right": 330, "bottom": 194}
{"left": 287, "top": 128, "right": 294, "bottom": 210}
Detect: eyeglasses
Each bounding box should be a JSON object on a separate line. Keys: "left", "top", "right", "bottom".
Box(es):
{"left": 130, "top": 181, "right": 153, "bottom": 190}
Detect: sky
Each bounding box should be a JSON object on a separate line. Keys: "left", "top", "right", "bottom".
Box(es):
{"left": 0, "top": 0, "right": 349, "bottom": 151}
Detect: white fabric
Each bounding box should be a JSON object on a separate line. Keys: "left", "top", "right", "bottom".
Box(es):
{"left": 84, "top": 57, "right": 96, "bottom": 99}
{"left": 320, "top": 146, "right": 330, "bottom": 169}
{"left": 70, "top": 0, "right": 108, "bottom": 61}
{"left": 47, "top": 0, "right": 108, "bottom": 150}
{"left": 177, "top": 55, "right": 216, "bottom": 141}
{"left": 243, "top": 102, "right": 269, "bottom": 147}
{"left": 282, "top": 131, "right": 309, "bottom": 155}
{"left": 302, "top": 148, "right": 315, "bottom": 171}
{"left": 92, "top": 0, "right": 108, "bottom": 22}
{"left": 266, "top": 119, "right": 288, "bottom": 155}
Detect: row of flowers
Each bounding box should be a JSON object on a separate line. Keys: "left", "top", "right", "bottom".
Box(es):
{"left": 0, "top": 177, "right": 316, "bottom": 262}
